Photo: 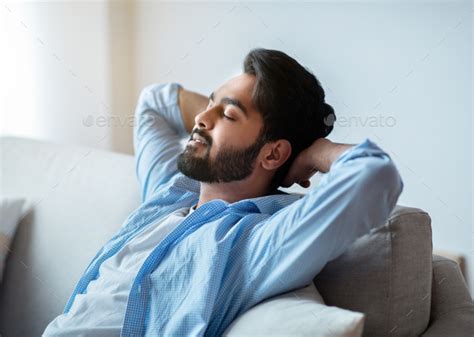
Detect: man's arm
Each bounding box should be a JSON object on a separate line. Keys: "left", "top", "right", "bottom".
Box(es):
{"left": 134, "top": 83, "right": 191, "bottom": 202}
{"left": 281, "top": 138, "right": 355, "bottom": 188}
{"left": 243, "top": 138, "right": 403, "bottom": 302}
{"left": 134, "top": 83, "right": 209, "bottom": 202}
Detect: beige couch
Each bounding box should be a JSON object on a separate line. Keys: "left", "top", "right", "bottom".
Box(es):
{"left": 1, "top": 136, "right": 472, "bottom": 336}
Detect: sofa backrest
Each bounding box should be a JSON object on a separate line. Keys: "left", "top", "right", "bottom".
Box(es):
{"left": 314, "top": 206, "right": 433, "bottom": 337}
{"left": 0, "top": 137, "right": 140, "bottom": 336}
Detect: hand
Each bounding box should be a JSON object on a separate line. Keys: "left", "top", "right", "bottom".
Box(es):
{"left": 280, "top": 145, "right": 319, "bottom": 188}
{"left": 280, "top": 138, "right": 354, "bottom": 188}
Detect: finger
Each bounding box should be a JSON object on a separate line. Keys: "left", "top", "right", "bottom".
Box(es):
{"left": 299, "top": 180, "right": 311, "bottom": 188}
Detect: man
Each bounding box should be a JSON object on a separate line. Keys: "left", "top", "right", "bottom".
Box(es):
{"left": 43, "top": 48, "right": 403, "bottom": 336}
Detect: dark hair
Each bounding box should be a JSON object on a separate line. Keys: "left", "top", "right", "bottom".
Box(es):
{"left": 243, "top": 48, "right": 336, "bottom": 191}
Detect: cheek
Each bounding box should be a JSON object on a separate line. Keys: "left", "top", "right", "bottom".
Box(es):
{"left": 211, "top": 140, "right": 226, "bottom": 158}
{"left": 211, "top": 126, "right": 252, "bottom": 153}
{"left": 209, "top": 136, "right": 231, "bottom": 160}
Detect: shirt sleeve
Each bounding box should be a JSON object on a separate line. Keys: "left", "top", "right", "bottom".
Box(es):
{"left": 133, "top": 82, "right": 188, "bottom": 203}
{"left": 245, "top": 138, "right": 404, "bottom": 300}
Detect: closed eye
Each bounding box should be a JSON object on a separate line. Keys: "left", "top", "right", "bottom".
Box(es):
{"left": 223, "top": 114, "right": 235, "bottom": 121}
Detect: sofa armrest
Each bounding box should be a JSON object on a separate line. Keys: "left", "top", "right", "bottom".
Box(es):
{"left": 421, "top": 254, "right": 474, "bottom": 336}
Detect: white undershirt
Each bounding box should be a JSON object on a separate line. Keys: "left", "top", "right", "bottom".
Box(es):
{"left": 43, "top": 205, "right": 196, "bottom": 337}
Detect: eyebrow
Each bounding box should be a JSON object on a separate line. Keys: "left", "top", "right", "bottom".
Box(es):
{"left": 209, "top": 91, "right": 249, "bottom": 118}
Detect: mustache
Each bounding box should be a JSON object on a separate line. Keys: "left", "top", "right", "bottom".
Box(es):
{"left": 189, "top": 129, "right": 212, "bottom": 145}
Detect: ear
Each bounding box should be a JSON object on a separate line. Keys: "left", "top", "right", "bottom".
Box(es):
{"left": 260, "top": 139, "right": 292, "bottom": 171}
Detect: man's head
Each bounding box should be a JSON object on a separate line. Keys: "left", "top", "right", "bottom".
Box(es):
{"left": 177, "top": 48, "right": 335, "bottom": 192}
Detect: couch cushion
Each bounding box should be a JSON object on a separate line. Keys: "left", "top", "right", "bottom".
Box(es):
{"left": 313, "top": 205, "right": 432, "bottom": 337}
{"left": 224, "top": 282, "right": 365, "bottom": 337}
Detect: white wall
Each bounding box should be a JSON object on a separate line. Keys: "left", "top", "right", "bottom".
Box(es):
{"left": 133, "top": 1, "right": 473, "bottom": 294}
{"left": 2, "top": 1, "right": 473, "bottom": 294}
{"left": 1, "top": 0, "right": 134, "bottom": 153}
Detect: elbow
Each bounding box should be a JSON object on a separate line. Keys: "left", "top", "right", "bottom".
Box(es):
{"left": 359, "top": 155, "right": 404, "bottom": 210}
{"left": 135, "top": 83, "right": 166, "bottom": 117}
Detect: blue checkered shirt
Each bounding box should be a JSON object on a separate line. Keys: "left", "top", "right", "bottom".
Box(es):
{"left": 62, "top": 82, "right": 403, "bottom": 336}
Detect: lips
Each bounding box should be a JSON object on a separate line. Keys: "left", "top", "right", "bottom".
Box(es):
{"left": 189, "top": 139, "right": 206, "bottom": 146}
{"left": 188, "top": 134, "right": 208, "bottom": 149}
{"left": 193, "top": 135, "right": 207, "bottom": 143}
{"left": 192, "top": 138, "right": 206, "bottom": 144}
{"left": 190, "top": 132, "right": 209, "bottom": 146}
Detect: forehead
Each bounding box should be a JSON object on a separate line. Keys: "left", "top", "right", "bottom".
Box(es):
{"left": 214, "top": 73, "right": 257, "bottom": 115}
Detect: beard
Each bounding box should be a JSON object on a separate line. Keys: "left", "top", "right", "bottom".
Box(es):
{"left": 177, "top": 130, "right": 266, "bottom": 183}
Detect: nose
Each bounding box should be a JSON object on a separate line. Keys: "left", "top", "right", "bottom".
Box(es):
{"left": 194, "top": 106, "right": 218, "bottom": 130}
